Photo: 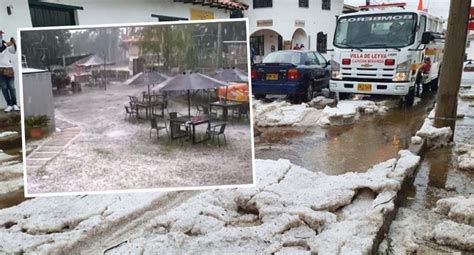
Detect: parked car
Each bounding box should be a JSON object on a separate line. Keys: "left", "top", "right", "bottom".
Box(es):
{"left": 251, "top": 50, "right": 331, "bottom": 103}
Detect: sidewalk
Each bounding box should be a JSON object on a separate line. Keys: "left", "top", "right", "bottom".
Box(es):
{"left": 381, "top": 72, "right": 474, "bottom": 253}
{"left": 26, "top": 119, "right": 81, "bottom": 182}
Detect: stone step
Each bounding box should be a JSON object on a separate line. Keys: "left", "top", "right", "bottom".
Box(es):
{"left": 0, "top": 112, "right": 20, "bottom": 129}
{"left": 0, "top": 132, "right": 21, "bottom": 150}
{"left": 0, "top": 152, "right": 20, "bottom": 164}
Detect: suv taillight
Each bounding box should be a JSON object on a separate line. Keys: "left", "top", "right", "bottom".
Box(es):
{"left": 251, "top": 69, "right": 257, "bottom": 79}
{"left": 288, "top": 69, "right": 299, "bottom": 80}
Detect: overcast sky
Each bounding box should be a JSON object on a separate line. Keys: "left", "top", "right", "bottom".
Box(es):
{"left": 344, "top": 0, "right": 473, "bottom": 20}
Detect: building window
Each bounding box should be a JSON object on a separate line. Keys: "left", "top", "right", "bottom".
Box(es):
{"left": 322, "top": 0, "right": 331, "bottom": 10}
{"left": 317, "top": 32, "right": 327, "bottom": 53}
{"left": 230, "top": 9, "right": 244, "bottom": 18}
{"left": 29, "top": 1, "right": 83, "bottom": 27}
{"left": 299, "top": 0, "right": 309, "bottom": 8}
{"left": 253, "top": 0, "right": 272, "bottom": 8}
{"left": 250, "top": 36, "right": 264, "bottom": 56}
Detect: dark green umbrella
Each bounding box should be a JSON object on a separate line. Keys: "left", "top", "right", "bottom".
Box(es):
{"left": 153, "top": 72, "right": 227, "bottom": 117}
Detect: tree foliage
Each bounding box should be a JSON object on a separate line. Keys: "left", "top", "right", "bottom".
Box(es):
{"left": 138, "top": 21, "right": 247, "bottom": 71}
{"left": 139, "top": 24, "right": 196, "bottom": 71}
{"left": 69, "top": 28, "right": 125, "bottom": 63}
{"left": 20, "top": 30, "right": 72, "bottom": 69}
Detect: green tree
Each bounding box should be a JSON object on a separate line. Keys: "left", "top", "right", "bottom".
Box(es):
{"left": 70, "top": 28, "right": 124, "bottom": 63}
{"left": 139, "top": 24, "right": 196, "bottom": 71}
{"left": 138, "top": 21, "right": 246, "bottom": 72}
{"left": 20, "top": 30, "right": 72, "bottom": 69}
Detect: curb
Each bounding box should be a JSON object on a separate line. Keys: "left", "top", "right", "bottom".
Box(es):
{"left": 372, "top": 138, "right": 427, "bottom": 254}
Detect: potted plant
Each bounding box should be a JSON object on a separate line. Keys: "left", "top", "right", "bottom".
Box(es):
{"left": 25, "top": 115, "right": 50, "bottom": 139}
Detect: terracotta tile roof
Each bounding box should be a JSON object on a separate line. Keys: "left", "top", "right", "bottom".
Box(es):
{"left": 216, "top": 0, "right": 249, "bottom": 10}
{"left": 174, "top": 0, "right": 249, "bottom": 11}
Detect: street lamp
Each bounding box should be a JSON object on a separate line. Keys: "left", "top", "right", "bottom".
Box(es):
{"left": 102, "top": 50, "right": 107, "bottom": 90}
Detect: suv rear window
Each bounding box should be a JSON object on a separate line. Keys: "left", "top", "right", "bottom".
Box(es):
{"left": 262, "top": 52, "right": 301, "bottom": 65}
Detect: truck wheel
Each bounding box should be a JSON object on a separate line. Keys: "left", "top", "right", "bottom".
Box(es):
{"left": 255, "top": 94, "right": 266, "bottom": 100}
{"left": 405, "top": 86, "right": 415, "bottom": 107}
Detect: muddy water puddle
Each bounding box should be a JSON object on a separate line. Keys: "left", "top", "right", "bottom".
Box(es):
{"left": 0, "top": 191, "right": 29, "bottom": 210}
{"left": 402, "top": 147, "right": 472, "bottom": 210}
{"left": 255, "top": 92, "right": 437, "bottom": 175}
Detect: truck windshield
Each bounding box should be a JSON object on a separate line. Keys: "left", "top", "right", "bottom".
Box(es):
{"left": 334, "top": 13, "right": 417, "bottom": 49}
{"left": 262, "top": 52, "right": 301, "bottom": 65}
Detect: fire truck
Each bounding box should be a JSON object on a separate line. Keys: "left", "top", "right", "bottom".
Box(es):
{"left": 329, "top": 3, "right": 445, "bottom": 106}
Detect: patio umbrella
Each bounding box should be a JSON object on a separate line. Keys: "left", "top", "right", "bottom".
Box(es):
{"left": 152, "top": 72, "right": 227, "bottom": 117}
{"left": 212, "top": 68, "right": 249, "bottom": 83}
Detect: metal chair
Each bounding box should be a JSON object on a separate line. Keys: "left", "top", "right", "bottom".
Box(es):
{"left": 168, "top": 112, "right": 189, "bottom": 140}
{"left": 124, "top": 106, "right": 137, "bottom": 122}
{"left": 196, "top": 105, "right": 204, "bottom": 116}
{"left": 150, "top": 117, "right": 168, "bottom": 139}
{"left": 207, "top": 123, "right": 227, "bottom": 147}
{"left": 203, "top": 106, "right": 218, "bottom": 121}
{"left": 232, "top": 104, "right": 249, "bottom": 119}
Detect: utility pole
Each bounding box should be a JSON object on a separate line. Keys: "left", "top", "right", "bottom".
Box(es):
{"left": 217, "top": 23, "right": 223, "bottom": 68}
{"left": 434, "top": 0, "right": 471, "bottom": 138}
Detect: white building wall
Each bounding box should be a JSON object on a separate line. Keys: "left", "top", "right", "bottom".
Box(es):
{"left": 44, "top": 0, "right": 231, "bottom": 24}
{"left": 0, "top": 0, "right": 32, "bottom": 108}
{"left": 242, "top": 0, "right": 343, "bottom": 57}
{"left": 0, "top": 0, "right": 231, "bottom": 108}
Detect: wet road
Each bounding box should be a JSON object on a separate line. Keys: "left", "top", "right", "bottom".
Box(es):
{"left": 255, "top": 92, "right": 437, "bottom": 175}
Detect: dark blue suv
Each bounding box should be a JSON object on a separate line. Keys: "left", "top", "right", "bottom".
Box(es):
{"left": 251, "top": 50, "right": 331, "bottom": 102}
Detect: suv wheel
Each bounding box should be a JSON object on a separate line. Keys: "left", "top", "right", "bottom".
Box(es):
{"left": 301, "top": 83, "right": 314, "bottom": 103}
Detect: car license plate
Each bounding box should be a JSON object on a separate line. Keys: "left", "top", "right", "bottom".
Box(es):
{"left": 266, "top": 73, "right": 278, "bottom": 80}
{"left": 358, "top": 83, "right": 372, "bottom": 92}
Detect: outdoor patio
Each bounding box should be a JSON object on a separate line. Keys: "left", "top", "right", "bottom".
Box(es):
{"left": 25, "top": 80, "right": 253, "bottom": 194}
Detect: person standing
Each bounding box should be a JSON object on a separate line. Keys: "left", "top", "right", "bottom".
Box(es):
{"left": 0, "top": 30, "right": 18, "bottom": 112}
{"left": 293, "top": 43, "right": 300, "bottom": 50}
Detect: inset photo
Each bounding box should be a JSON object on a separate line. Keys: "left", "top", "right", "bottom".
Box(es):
{"left": 20, "top": 19, "right": 254, "bottom": 196}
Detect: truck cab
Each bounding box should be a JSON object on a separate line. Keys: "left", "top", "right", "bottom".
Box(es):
{"left": 330, "top": 10, "right": 444, "bottom": 106}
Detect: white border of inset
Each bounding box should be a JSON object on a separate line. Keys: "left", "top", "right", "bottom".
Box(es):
{"left": 18, "top": 18, "right": 257, "bottom": 198}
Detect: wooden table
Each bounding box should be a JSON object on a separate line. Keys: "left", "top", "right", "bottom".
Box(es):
{"left": 209, "top": 101, "right": 243, "bottom": 121}
{"left": 169, "top": 116, "right": 211, "bottom": 144}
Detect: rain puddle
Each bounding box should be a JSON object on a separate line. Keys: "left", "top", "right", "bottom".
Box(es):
{"left": 400, "top": 147, "right": 459, "bottom": 210}
{"left": 255, "top": 92, "right": 437, "bottom": 175}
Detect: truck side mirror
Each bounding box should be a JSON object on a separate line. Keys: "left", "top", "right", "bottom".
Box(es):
{"left": 421, "top": 31, "right": 433, "bottom": 44}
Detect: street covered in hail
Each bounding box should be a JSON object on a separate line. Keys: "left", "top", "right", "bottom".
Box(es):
{"left": 1, "top": 0, "right": 474, "bottom": 254}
